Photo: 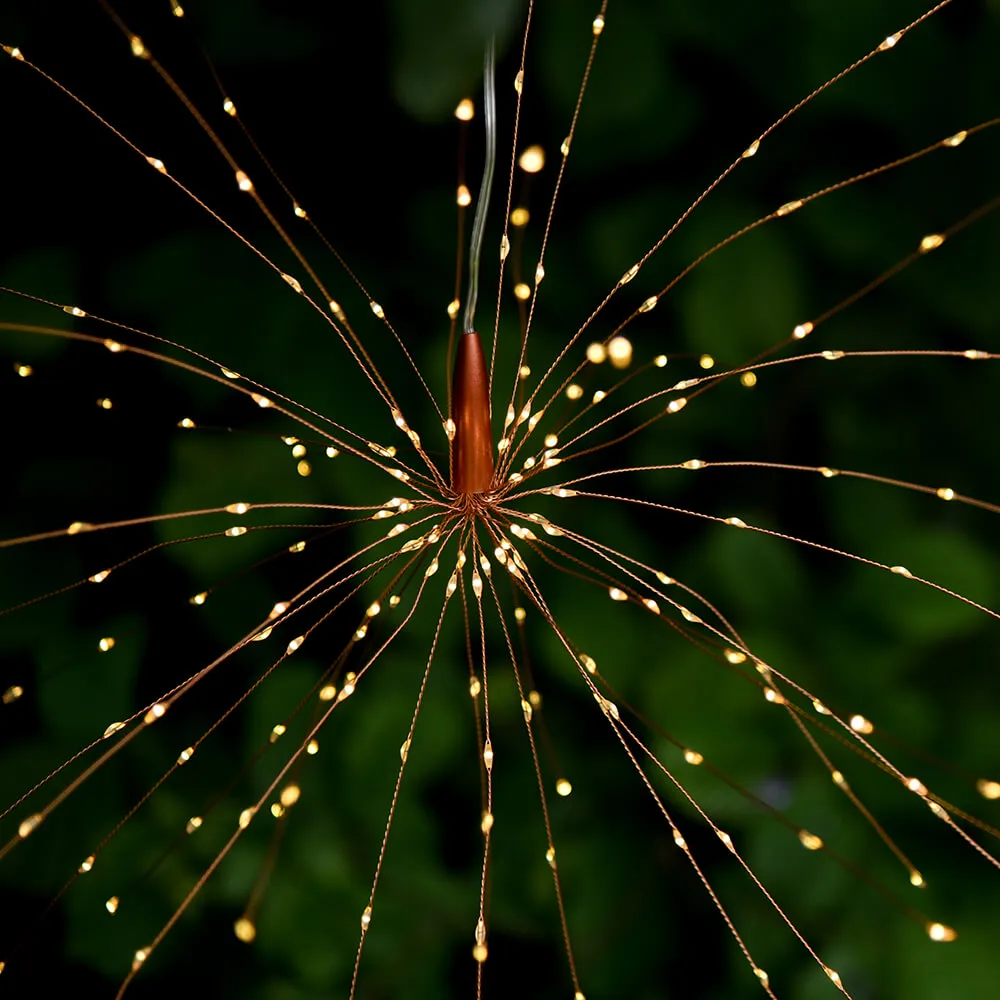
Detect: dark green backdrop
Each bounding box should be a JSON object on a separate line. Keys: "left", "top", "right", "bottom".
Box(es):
{"left": 1, "top": 1, "right": 998, "bottom": 998}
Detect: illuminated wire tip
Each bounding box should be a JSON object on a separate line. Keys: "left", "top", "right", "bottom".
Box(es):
{"left": 454, "top": 97, "right": 475, "bottom": 121}
{"left": 105, "top": 896, "right": 119, "bottom": 914}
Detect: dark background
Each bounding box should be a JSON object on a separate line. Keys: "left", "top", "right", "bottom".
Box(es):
{"left": 1, "top": 1, "right": 999, "bottom": 997}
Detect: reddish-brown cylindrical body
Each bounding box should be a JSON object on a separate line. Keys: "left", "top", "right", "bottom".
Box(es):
{"left": 450, "top": 331, "right": 494, "bottom": 493}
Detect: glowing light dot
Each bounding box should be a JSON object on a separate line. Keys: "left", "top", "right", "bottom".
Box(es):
{"left": 177, "top": 745, "right": 195, "bottom": 765}
{"left": 927, "top": 922, "right": 957, "bottom": 943}
{"left": 683, "top": 749, "right": 703, "bottom": 766}
{"left": 329, "top": 300, "right": 345, "bottom": 320}
{"left": 78, "top": 854, "right": 95, "bottom": 873}
{"left": 234, "top": 917, "right": 256, "bottom": 943}
{"left": 717, "top": 830, "right": 733, "bottom": 850}
{"left": 98, "top": 637, "right": 115, "bottom": 652}
{"left": 818, "top": 466, "right": 840, "bottom": 478}
{"left": 682, "top": 459, "right": 705, "bottom": 470}
{"left": 251, "top": 393, "right": 271, "bottom": 408}
{"left": 186, "top": 816, "right": 203, "bottom": 833}
{"left": 754, "top": 969, "right": 770, "bottom": 988}
{"left": 132, "top": 948, "right": 151, "bottom": 971}
{"left": 545, "top": 846, "right": 556, "bottom": 868}
{"left": 849, "top": 714, "right": 873, "bottom": 734}
{"left": 473, "top": 943, "right": 488, "bottom": 964}
{"left": 890, "top": 565, "right": 913, "bottom": 578}
{"left": 879, "top": 31, "right": 902, "bottom": 50}
{"left": 976, "top": 778, "right": 1000, "bottom": 800}
{"left": 89, "top": 569, "right": 110, "bottom": 584}
{"left": 534, "top": 262, "right": 545, "bottom": 285}
{"left": 225, "top": 526, "right": 247, "bottom": 538}
{"left": 400, "top": 739, "right": 411, "bottom": 762}
{"left": 619, "top": 263, "right": 639, "bottom": 286}
{"left": 145, "top": 703, "right": 167, "bottom": 724}
{"left": 942, "top": 130, "right": 967, "bottom": 147}
{"left": 919, "top": 233, "right": 945, "bottom": 253}
{"left": 96, "top": 397, "right": 112, "bottom": 410}
{"left": 556, "top": 779, "right": 572, "bottom": 797}
{"left": 666, "top": 397, "right": 688, "bottom": 414}
{"left": 514, "top": 282, "right": 531, "bottom": 301}
{"left": 177, "top": 417, "right": 196, "bottom": 429}
{"left": 643, "top": 598, "right": 660, "bottom": 615}
{"left": 763, "top": 688, "right": 786, "bottom": 704}
{"left": 7, "top": 47, "right": 25, "bottom": 60}
{"left": 280, "top": 784, "right": 301, "bottom": 808}
{"left": 608, "top": 336, "right": 633, "bottom": 368}
{"left": 906, "top": 777, "right": 928, "bottom": 796}
{"left": 105, "top": 896, "right": 119, "bottom": 914}
{"left": 519, "top": 365, "right": 531, "bottom": 379}
{"left": 235, "top": 170, "right": 253, "bottom": 192}
{"left": 223, "top": 97, "right": 237, "bottom": 117}
{"left": 911, "top": 872, "right": 925, "bottom": 887}
{"left": 698, "top": 354, "right": 715, "bottom": 369}
{"left": 580, "top": 654, "right": 597, "bottom": 674}
{"left": 593, "top": 13, "right": 606, "bottom": 34}
{"left": 63, "top": 305, "right": 86, "bottom": 317}
{"left": 14, "top": 363, "right": 33, "bottom": 377}
{"left": 793, "top": 321, "right": 814, "bottom": 339}
{"left": 799, "top": 830, "right": 824, "bottom": 851}
{"left": 777, "top": 198, "right": 803, "bottom": 216}
{"left": 596, "top": 694, "right": 620, "bottom": 720}
{"left": 457, "top": 183, "right": 472, "bottom": 207}
{"left": 591, "top": 390, "right": 605, "bottom": 405}
{"left": 103, "top": 722, "right": 125, "bottom": 738}
{"left": 18, "top": 814, "right": 42, "bottom": 839}
{"left": 281, "top": 272, "right": 303, "bottom": 294}
{"left": 741, "top": 371, "right": 758, "bottom": 388}
{"left": 673, "top": 829, "right": 687, "bottom": 850}
{"left": 483, "top": 741, "right": 494, "bottom": 769}
{"left": 964, "top": 350, "right": 989, "bottom": 359}
{"left": 500, "top": 234, "right": 510, "bottom": 260}
{"left": 129, "top": 34, "right": 147, "bottom": 58}
{"left": 446, "top": 298, "right": 461, "bottom": 319}
{"left": 518, "top": 145, "right": 545, "bottom": 173}
{"left": 822, "top": 350, "right": 845, "bottom": 360}
{"left": 2, "top": 685, "right": 24, "bottom": 705}
{"left": 293, "top": 202, "right": 307, "bottom": 218}
{"left": 722, "top": 648, "right": 745, "bottom": 664}
{"left": 511, "top": 206, "right": 529, "bottom": 227}
{"left": 742, "top": 139, "right": 760, "bottom": 158}
{"left": 338, "top": 679, "right": 355, "bottom": 701}
{"left": 608, "top": 587, "right": 627, "bottom": 602}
